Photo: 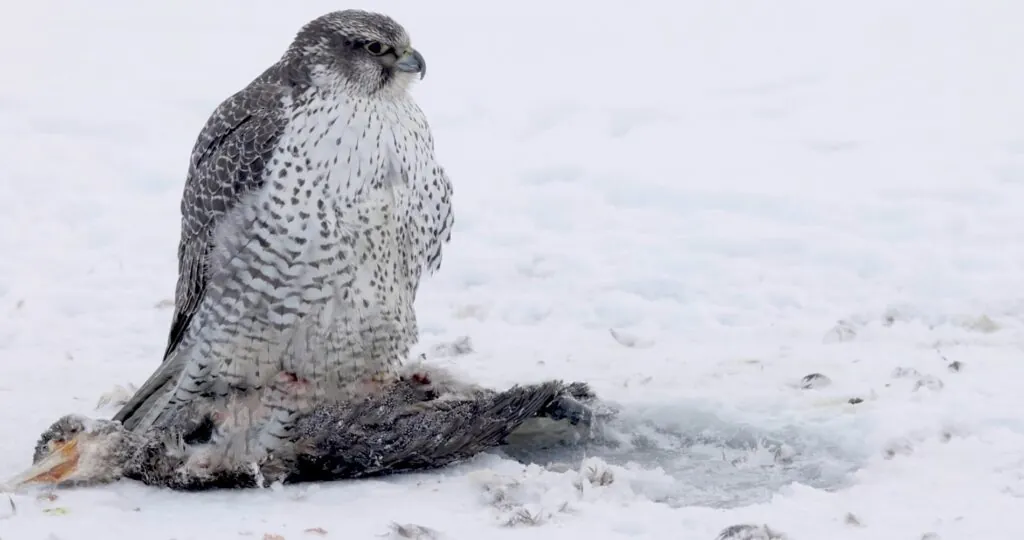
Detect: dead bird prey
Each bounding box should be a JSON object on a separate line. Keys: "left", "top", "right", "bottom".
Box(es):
{"left": 6, "top": 366, "right": 601, "bottom": 491}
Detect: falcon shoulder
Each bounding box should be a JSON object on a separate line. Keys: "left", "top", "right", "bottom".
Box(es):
{"left": 162, "top": 76, "right": 294, "bottom": 362}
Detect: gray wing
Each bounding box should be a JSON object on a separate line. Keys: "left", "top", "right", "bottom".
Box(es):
{"left": 113, "top": 79, "right": 290, "bottom": 428}
{"left": 165, "top": 82, "right": 290, "bottom": 360}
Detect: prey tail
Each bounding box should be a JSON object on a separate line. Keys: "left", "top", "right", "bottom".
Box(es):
{"left": 537, "top": 381, "right": 599, "bottom": 426}
{"left": 291, "top": 381, "right": 567, "bottom": 481}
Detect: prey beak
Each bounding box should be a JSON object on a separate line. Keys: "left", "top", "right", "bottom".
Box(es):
{"left": 4, "top": 439, "right": 80, "bottom": 489}
{"left": 394, "top": 48, "right": 426, "bottom": 79}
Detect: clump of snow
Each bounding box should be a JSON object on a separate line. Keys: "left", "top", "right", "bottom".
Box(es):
{"left": 715, "top": 524, "right": 787, "bottom": 540}
{"left": 388, "top": 522, "right": 441, "bottom": 539}
{"left": 798, "top": 372, "right": 832, "bottom": 389}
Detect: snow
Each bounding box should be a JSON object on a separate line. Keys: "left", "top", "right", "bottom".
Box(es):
{"left": 3, "top": 0, "right": 1024, "bottom": 538}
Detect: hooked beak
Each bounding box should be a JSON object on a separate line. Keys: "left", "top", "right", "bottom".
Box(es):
{"left": 394, "top": 48, "right": 426, "bottom": 79}
{"left": 4, "top": 439, "right": 81, "bottom": 490}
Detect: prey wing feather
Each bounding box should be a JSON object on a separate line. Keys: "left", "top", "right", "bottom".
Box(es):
{"left": 113, "top": 81, "right": 290, "bottom": 429}
{"left": 290, "top": 381, "right": 564, "bottom": 481}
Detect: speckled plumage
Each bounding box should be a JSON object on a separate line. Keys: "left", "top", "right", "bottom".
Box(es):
{"left": 112, "top": 10, "right": 454, "bottom": 451}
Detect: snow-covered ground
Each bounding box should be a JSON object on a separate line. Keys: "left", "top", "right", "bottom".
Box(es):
{"left": 3, "top": 0, "right": 1024, "bottom": 538}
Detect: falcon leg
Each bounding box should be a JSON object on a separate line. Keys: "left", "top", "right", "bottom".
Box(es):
{"left": 174, "top": 371, "right": 311, "bottom": 483}
{"left": 125, "top": 397, "right": 242, "bottom": 488}
{"left": 133, "top": 297, "right": 280, "bottom": 433}
{"left": 131, "top": 431, "right": 265, "bottom": 491}
{"left": 251, "top": 371, "right": 314, "bottom": 456}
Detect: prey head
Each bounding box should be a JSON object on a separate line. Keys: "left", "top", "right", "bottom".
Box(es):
{"left": 5, "top": 415, "right": 136, "bottom": 490}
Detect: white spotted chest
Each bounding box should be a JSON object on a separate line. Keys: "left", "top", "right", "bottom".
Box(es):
{"left": 256, "top": 90, "right": 439, "bottom": 352}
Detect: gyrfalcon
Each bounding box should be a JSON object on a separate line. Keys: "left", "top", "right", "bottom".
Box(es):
{"left": 111, "top": 9, "right": 455, "bottom": 456}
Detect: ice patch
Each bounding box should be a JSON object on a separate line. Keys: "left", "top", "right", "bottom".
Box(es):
{"left": 501, "top": 400, "right": 868, "bottom": 508}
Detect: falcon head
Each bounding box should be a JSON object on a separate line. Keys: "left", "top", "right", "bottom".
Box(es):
{"left": 288, "top": 10, "right": 427, "bottom": 95}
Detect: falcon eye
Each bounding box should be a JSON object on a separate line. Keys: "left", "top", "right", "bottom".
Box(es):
{"left": 364, "top": 41, "right": 390, "bottom": 56}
